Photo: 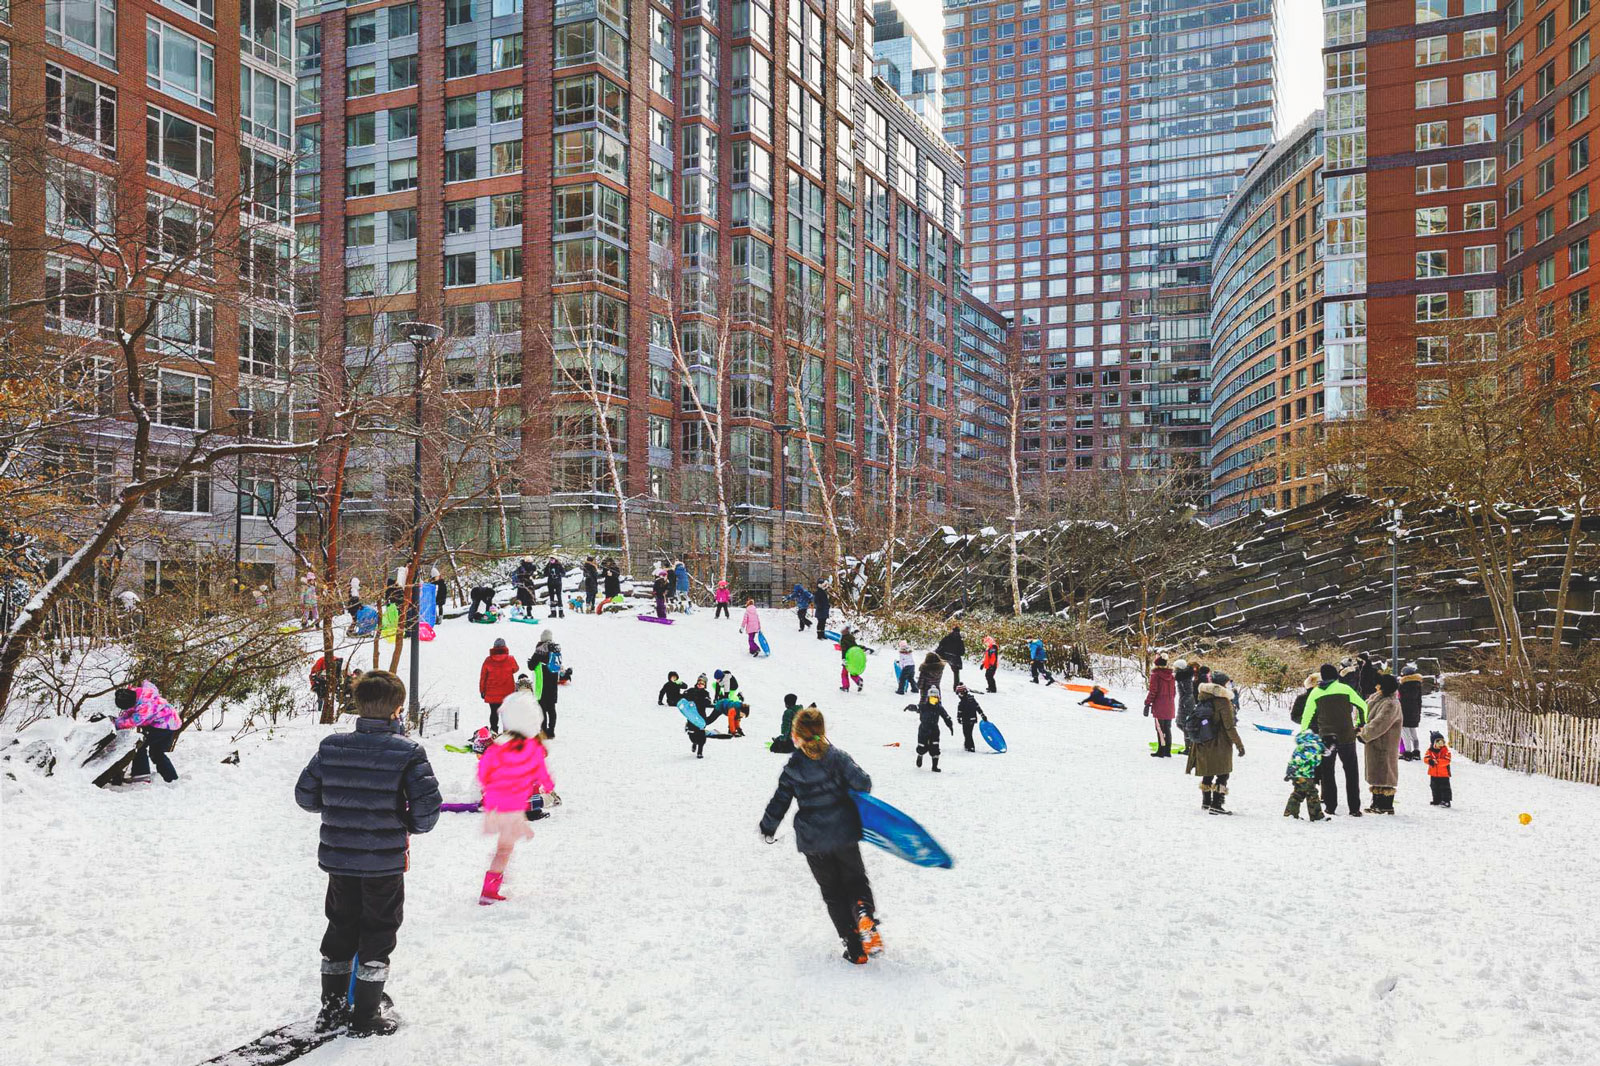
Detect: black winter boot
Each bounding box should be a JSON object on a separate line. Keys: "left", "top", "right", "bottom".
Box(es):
{"left": 1201, "top": 785, "right": 1212, "bottom": 810}
{"left": 349, "top": 979, "right": 400, "bottom": 1037}
{"left": 931, "top": 756, "right": 942, "bottom": 773}
{"left": 1208, "top": 787, "right": 1233, "bottom": 815}
{"left": 315, "top": 967, "right": 351, "bottom": 1033}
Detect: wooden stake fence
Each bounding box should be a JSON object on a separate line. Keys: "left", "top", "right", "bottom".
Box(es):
{"left": 1444, "top": 688, "right": 1600, "bottom": 785}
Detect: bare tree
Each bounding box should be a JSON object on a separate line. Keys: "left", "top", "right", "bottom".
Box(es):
{"left": 669, "top": 312, "right": 733, "bottom": 581}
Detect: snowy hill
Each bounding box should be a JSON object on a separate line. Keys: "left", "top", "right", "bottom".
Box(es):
{"left": 5, "top": 606, "right": 1600, "bottom": 1066}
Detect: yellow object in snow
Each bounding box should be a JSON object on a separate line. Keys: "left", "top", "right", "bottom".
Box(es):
{"left": 1519, "top": 812, "right": 1533, "bottom": 825}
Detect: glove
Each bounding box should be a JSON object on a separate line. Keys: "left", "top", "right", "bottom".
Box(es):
{"left": 1143, "top": 707, "right": 1150, "bottom": 716}
{"left": 1236, "top": 745, "right": 1246, "bottom": 757}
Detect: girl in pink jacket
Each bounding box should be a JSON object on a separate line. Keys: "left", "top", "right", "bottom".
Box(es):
{"left": 740, "top": 600, "right": 762, "bottom": 656}
{"left": 714, "top": 579, "right": 732, "bottom": 619}
{"left": 475, "top": 687, "right": 555, "bottom": 905}
{"left": 114, "top": 681, "right": 182, "bottom": 783}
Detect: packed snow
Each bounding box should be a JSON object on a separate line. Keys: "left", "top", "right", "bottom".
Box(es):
{"left": 4, "top": 605, "right": 1599, "bottom": 1066}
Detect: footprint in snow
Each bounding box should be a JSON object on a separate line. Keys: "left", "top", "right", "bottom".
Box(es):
{"left": 1373, "top": 975, "right": 1399, "bottom": 997}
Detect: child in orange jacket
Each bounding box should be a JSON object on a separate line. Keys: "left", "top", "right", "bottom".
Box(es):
{"left": 1424, "top": 731, "right": 1452, "bottom": 808}
{"left": 980, "top": 637, "right": 1000, "bottom": 693}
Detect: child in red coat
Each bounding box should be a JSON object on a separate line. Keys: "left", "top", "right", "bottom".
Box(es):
{"left": 1425, "top": 731, "right": 1452, "bottom": 808}
{"left": 478, "top": 638, "right": 518, "bottom": 731}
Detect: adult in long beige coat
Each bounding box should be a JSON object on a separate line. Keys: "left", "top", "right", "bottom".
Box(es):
{"left": 1185, "top": 674, "right": 1245, "bottom": 814}
{"left": 1357, "top": 674, "right": 1403, "bottom": 814}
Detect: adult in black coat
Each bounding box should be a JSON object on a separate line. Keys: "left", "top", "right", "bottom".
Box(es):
{"left": 527, "top": 632, "right": 561, "bottom": 737}
{"left": 294, "top": 671, "right": 441, "bottom": 1035}
{"left": 468, "top": 585, "right": 496, "bottom": 621}
{"left": 512, "top": 560, "right": 537, "bottom": 611}
{"left": 1398, "top": 664, "right": 1424, "bottom": 760}
{"left": 602, "top": 560, "right": 622, "bottom": 600}
{"left": 582, "top": 557, "right": 600, "bottom": 612}
{"left": 935, "top": 623, "right": 966, "bottom": 686}
{"left": 812, "top": 582, "right": 831, "bottom": 640}
{"left": 759, "top": 706, "right": 880, "bottom": 962}
{"left": 543, "top": 557, "right": 567, "bottom": 618}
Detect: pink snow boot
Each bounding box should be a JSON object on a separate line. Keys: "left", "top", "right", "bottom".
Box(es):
{"left": 479, "top": 871, "right": 506, "bottom": 905}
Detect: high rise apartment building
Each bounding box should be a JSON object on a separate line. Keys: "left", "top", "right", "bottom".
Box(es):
{"left": 1322, "top": 0, "right": 1503, "bottom": 415}
{"left": 1, "top": 0, "right": 300, "bottom": 591}
{"left": 871, "top": 0, "right": 945, "bottom": 123}
{"left": 941, "top": 0, "right": 1274, "bottom": 488}
{"left": 295, "top": 0, "right": 973, "bottom": 589}
{"left": 1206, "top": 111, "right": 1325, "bottom": 519}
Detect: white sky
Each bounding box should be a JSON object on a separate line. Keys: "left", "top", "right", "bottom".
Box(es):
{"left": 893, "top": 0, "right": 1324, "bottom": 134}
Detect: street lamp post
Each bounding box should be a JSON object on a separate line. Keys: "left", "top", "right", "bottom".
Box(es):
{"left": 400, "top": 322, "right": 443, "bottom": 726}
{"left": 774, "top": 423, "right": 791, "bottom": 592}
{"left": 228, "top": 406, "right": 253, "bottom": 584}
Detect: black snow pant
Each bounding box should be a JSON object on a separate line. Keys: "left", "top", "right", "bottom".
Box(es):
{"left": 804, "top": 844, "right": 875, "bottom": 945}
{"left": 714, "top": 602, "right": 730, "bottom": 618}
{"left": 486, "top": 701, "right": 502, "bottom": 732}
{"left": 1151, "top": 717, "right": 1173, "bottom": 757}
{"left": 1430, "top": 776, "right": 1453, "bottom": 804}
{"left": 815, "top": 612, "right": 829, "bottom": 638}
{"left": 960, "top": 718, "right": 977, "bottom": 752}
{"left": 515, "top": 586, "right": 535, "bottom": 610}
{"left": 584, "top": 584, "right": 598, "bottom": 612}
{"left": 984, "top": 665, "right": 997, "bottom": 693}
{"left": 688, "top": 728, "right": 707, "bottom": 756}
{"left": 540, "top": 698, "right": 557, "bottom": 738}
{"left": 132, "top": 727, "right": 178, "bottom": 782}
{"left": 321, "top": 873, "right": 405, "bottom": 978}
{"left": 547, "top": 582, "right": 563, "bottom": 616}
{"left": 797, "top": 607, "right": 811, "bottom": 630}
{"left": 916, "top": 726, "right": 943, "bottom": 765}
{"left": 1319, "top": 741, "right": 1360, "bottom": 814}
{"left": 941, "top": 654, "right": 963, "bottom": 686}
{"left": 1030, "top": 660, "right": 1055, "bottom": 684}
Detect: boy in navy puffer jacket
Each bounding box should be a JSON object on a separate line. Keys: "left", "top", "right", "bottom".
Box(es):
{"left": 295, "top": 671, "right": 441, "bottom": 1038}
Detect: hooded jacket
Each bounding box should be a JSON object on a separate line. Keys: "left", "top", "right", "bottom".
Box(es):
{"left": 1027, "top": 639, "right": 1047, "bottom": 663}
{"left": 674, "top": 563, "right": 690, "bottom": 593}
{"left": 1358, "top": 692, "right": 1403, "bottom": 788}
{"left": 740, "top": 604, "right": 762, "bottom": 634}
{"left": 1425, "top": 743, "right": 1452, "bottom": 778}
{"left": 1300, "top": 680, "right": 1369, "bottom": 744}
{"left": 1399, "top": 673, "right": 1424, "bottom": 728}
{"left": 479, "top": 646, "right": 518, "bottom": 703}
{"left": 477, "top": 731, "right": 554, "bottom": 813}
{"left": 294, "top": 717, "right": 442, "bottom": 876}
{"left": 955, "top": 690, "right": 986, "bottom": 723}
{"left": 658, "top": 677, "right": 687, "bottom": 705}
{"left": 812, "top": 585, "right": 831, "bottom": 616}
{"left": 113, "top": 681, "right": 182, "bottom": 731}
{"left": 759, "top": 744, "right": 872, "bottom": 855}
{"left": 1143, "top": 667, "right": 1176, "bottom": 720}
{"left": 980, "top": 642, "right": 999, "bottom": 671}
{"left": 543, "top": 560, "right": 565, "bottom": 585}
{"left": 715, "top": 582, "right": 731, "bottom": 604}
{"left": 602, "top": 565, "right": 622, "bottom": 597}
{"left": 582, "top": 561, "right": 599, "bottom": 591}
{"left": 786, "top": 584, "right": 813, "bottom": 608}
{"left": 936, "top": 628, "right": 966, "bottom": 662}
{"left": 1185, "top": 682, "right": 1242, "bottom": 778}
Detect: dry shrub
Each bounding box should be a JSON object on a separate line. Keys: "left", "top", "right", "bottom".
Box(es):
{"left": 1202, "top": 636, "right": 1348, "bottom": 714}
{"left": 864, "top": 609, "right": 1122, "bottom": 679}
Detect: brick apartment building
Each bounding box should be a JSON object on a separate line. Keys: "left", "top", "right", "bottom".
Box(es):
{"left": 294, "top": 0, "right": 999, "bottom": 593}
{"left": 1206, "top": 111, "right": 1325, "bottom": 519}
{"left": 0, "top": 0, "right": 300, "bottom": 593}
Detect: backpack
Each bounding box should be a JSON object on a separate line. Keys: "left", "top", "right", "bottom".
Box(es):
{"left": 1188, "top": 695, "right": 1220, "bottom": 745}
{"left": 547, "top": 645, "right": 563, "bottom": 677}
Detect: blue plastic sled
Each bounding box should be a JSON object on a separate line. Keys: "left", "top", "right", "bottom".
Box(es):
{"left": 853, "top": 792, "right": 953, "bottom": 869}
{"left": 979, "top": 720, "right": 1007, "bottom": 753}
{"left": 823, "top": 629, "right": 841, "bottom": 642}
{"left": 756, "top": 631, "right": 771, "bottom": 656}
{"left": 678, "top": 698, "right": 707, "bottom": 730}
{"left": 1254, "top": 724, "right": 1294, "bottom": 735}
{"left": 419, "top": 582, "right": 438, "bottom": 626}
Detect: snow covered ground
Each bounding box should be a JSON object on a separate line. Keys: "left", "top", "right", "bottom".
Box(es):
{"left": 5, "top": 606, "right": 1600, "bottom": 1066}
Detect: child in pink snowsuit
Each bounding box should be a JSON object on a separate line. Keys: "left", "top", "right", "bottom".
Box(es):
{"left": 714, "top": 580, "right": 732, "bottom": 619}
{"left": 740, "top": 600, "right": 762, "bottom": 656}
{"left": 475, "top": 687, "right": 555, "bottom": 905}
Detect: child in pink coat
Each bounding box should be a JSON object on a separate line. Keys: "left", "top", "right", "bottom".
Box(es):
{"left": 476, "top": 686, "right": 555, "bottom": 905}
{"left": 714, "top": 579, "right": 732, "bottom": 619}
{"left": 740, "top": 600, "right": 762, "bottom": 656}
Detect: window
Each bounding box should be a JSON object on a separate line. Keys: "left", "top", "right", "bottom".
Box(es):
{"left": 445, "top": 147, "right": 477, "bottom": 182}
{"left": 47, "top": 162, "right": 116, "bottom": 238}
{"left": 142, "top": 368, "right": 213, "bottom": 431}
{"left": 1570, "top": 237, "right": 1591, "bottom": 274}
{"left": 345, "top": 212, "right": 376, "bottom": 247}
{"left": 445, "top": 0, "right": 476, "bottom": 25}
{"left": 1572, "top": 33, "right": 1591, "bottom": 72}
{"left": 389, "top": 3, "right": 419, "bottom": 38}
{"left": 158, "top": 0, "right": 215, "bottom": 30}
{"left": 445, "top": 200, "right": 477, "bottom": 234}
{"left": 553, "top": 74, "right": 628, "bottom": 134}
{"left": 1464, "top": 245, "right": 1496, "bottom": 274}
{"left": 490, "top": 247, "right": 522, "bottom": 282}
{"left": 1464, "top": 28, "right": 1496, "bottom": 58}
{"left": 147, "top": 469, "right": 212, "bottom": 514}
{"left": 1537, "top": 206, "right": 1556, "bottom": 241}
{"left": 1416, "top": 206, "right": 1447, "bottom": 235}
{"left": 345, "top": 264, "right": 375, "bottom": 297}
{"left": 1416, "top": 36, "right": 1447, "bottom": 66}
{"left": 146, "top": 106, "right": 215, "bottom": 191}
{"left": 1464, "top": 201, "right": 1497, "bottom": 230}
{"left": 1416, "top": 293, "right": 1447, "bottom": 321}
{"left": 1464, "top": 115, "right": 1496, "bottom": 144}
{"left": 146, "top": 193, "right": 211, "bottom": 267}
{"left": 147, "top": 18, "right": 216, "bottom": 111}
{"left": 1462, "top": 71, "right": 1495, "bottom": 102}
{"left": 1463, "top": 289, "right": 1496, "bottom": 318}
{"left": 491, "top": 193, "right": 522, "bottom": 228}
{"left": 1416, "top": 164, "right": 1447, "bottom": 193}
{"left": 445, "top": 95, "right": 478, "bottom": 130}
{"left": 491, "top": 33, "right": 523, "bottom": 70}
{"left": 388, "top": 259, "right": 417, "bottom": 293}
{"left": 1571, "top": 186, "right": 1590, "bottom": 223}
{"left": 150, "top": 290, "right": 214, "bottom": 360}
{"left": 240, "top": 311, "right": 290, "bottom": 379}
{"left": 1464, "top": 158, "right": 1496, "bottom": 188}
{"left": 388, "top": 55, "right": 418, "bottom": 90}
{"left": 45, "top": 256, "right": 113, "bottom": 335}
{"left": 388, "top": 157, "right": 417, "bottom": 191}
{"left": 1538, "top": 255, "right": 1556, "bottom": 290}
{"left": 1415, "top": 78, "right": 1447, "bottom": 108}
{"left": 346, "top": 112, "right": 375, "bottom": 146}
{"left": 490, "top": 140, "right": 521, "bottom": 175}
{"left": 46, "top": 65, "right": 118, "bottom": 158}
{"left": 491, "top": 88, "right": 523, "bottom": 122}
{"left": 346, "top": 163, "right": 375, "bottom": 197}
{"left": 389, "top": 105, "right": 418, "bottom": 140}
{"left": 1415, "top": 121, "right": 1447, "bottom": 151}
{"left": 48, "top": 0, "right": 118, "bottom": 69}
{"left": 239, "top": 66, "right": 292, "bottom": 147}
{"left": 1416, "top": 250, "right": 1447, "bottom": 278}
{"left": 446, "top": 43, "right": 477, "bottom": 79}
{"left": 0, "top": 40, "right": 8, "bottom": 114}
{"left": 1572, "top": 135, "right": 1591, "bottom": 176}
{"left": 492, "top": 300, "right": 522, "bottom": 335}
{"left": 1573, "top": 82, "right": 1592, "bottom": 124}
{"left": 444, "top": 252, "right": 477, "bottom": 287}
{"left": 1415, "top": 0, "right": 1445, "bottom": 22}
{"left": 388, "top": 206, "right": 418, "bottom": 242}
{"left": 347, "top": 64, "right": 375, "bottom": 97}
{"left": 346, "top": 12, "right": 376, "bottom": 46}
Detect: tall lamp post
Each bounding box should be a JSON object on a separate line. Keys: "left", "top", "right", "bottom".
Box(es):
{"left": 774, "top": 423, "right": 791, "bottom": 591}
{"left": 400, "top": 322, "right": 443, "bottom": 725}
{"left": 228, "top": 406, "right": 253, "bottom": 585}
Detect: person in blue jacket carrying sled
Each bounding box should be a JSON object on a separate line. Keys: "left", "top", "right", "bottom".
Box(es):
{"left": 1027, "top": 638, "right": 1056, "bottom": 685}
{"left": 759, "top": 705, "right": 883, "bottom": 964}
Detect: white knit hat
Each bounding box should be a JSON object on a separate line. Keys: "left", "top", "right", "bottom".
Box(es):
{"left": 498, "top": 690, "right": 541, "bottom": 738}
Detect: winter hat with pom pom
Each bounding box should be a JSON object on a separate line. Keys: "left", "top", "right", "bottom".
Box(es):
{"left": 498, "top": 690, "right": 542, "bottom": 739}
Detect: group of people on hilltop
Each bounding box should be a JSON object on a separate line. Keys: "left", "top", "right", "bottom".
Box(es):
{"left": 1141, "top": 650, "right": 1452, "bottom": 819}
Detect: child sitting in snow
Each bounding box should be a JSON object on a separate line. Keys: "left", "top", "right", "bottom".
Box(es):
{"left": 770, "top": 693, "right": 801, "bottom": 753}
{"left": 476, "top": 681, "right": 557, "bottom": 905}
{"left": 1079, "top": 686, "right": 1127, "bottom": 710}
{"left": 1425, "top": 731, "right": 1452, "bottom": 808}
{"left": 1283, "top": 730, "right": 1327, "bottom": 822}
{"left": 710, "top": 669, "right": 749, "bottom": 736}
